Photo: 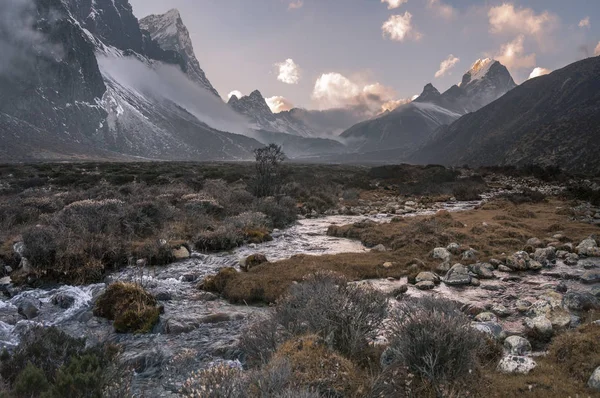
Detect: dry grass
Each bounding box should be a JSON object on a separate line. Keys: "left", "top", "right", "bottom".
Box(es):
{"left": 206, "top": 199, "right": 599, "bottom": 304}
{"left": 93, "top": 282, "right": 160, "bottom": 334}
{"left": 481, "top": 324, "right": 600, "bottom": 397}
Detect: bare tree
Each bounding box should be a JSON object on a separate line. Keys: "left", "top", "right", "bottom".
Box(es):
{"left": 252, "top": 144, "right": 286, "bottom": 198}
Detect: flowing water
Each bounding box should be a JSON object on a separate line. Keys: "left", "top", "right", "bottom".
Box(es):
{"left": 0, "top": 198, "right": 519, "bottom": 396}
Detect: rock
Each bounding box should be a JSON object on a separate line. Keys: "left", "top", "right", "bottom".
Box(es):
{"left": 416, "top": 281, "right": 435, "bottom": 291}
{"left": 497, "top": 356, "right": 537, "bottom": 374}
{"left": 577, "top": 236, "right": 597, "bottom": 256}
{"left": 498, "top": 264, "right": 512, "bottom": 272}
{"left": 154, "top": 290, "right": 172, "bottom": 301}
{"left": 533, "top": 247, "right": 556, "bottom": 266}
{"left": 503, "top": 336, "right": 532, "bottom": 356}
{"left": 416, "top": 272, "right": 439, "bottom": 284}
{"left": 165, "top": 319, "right": 197, "bottom": 335}
{"left": 589, "top": 366, "right": 600, "bottom": 391}
{"left": 472, "top": 322, "right": 506, "bottom": 340}
{"left": 447, "top": 243, "right": 461, "bottom": 255}
{"left": 461, "top": 249, "right": 477, "bottom": 261}
{"left": 436, "top": 261, "right": 451, "bottom": 273}
{"left": 382, "top": 262, "right": 394, "bottom": 269}
{"left": 489, "top": 258, "right": 502, "bottom": 268}
{"left": 172, "top": 246, "right": 190, "bottom": 260}
{"left": 136, "top": 259, "right": 147, "bottom": 267}
{"left": 581, "top": 269, "right": 600, "bottom": 284}
{"left": 444, "top": 264, "right": 471, "bottom": 286}
{"left": 18, "top": 300, "right": 39, "bottom": 320}
{"left": 470, "top": 263, "right": 495, "bottom": 279}
{"left": 4, "top": 266, "right": 12, "bottom": 274}
{"left": 432, "top": 247, "right": 451, "bottom": 263}
{"left": 20, "top": 258, "right": 32, "bottom": 273}
{"left": 546, "top": 308, "right": 571, "bottom": 330}
{"left": 563, "top": 292, "right": 600, "bottom": 311}
{"left": 565, "top": 253, "right": 579, "bottom": 266}
{"left": 491, "top": 304, "right": 512, "bottom": 318}
{"left": 555, "top": 282, "right": 568, "bottom": 293}
{"left": 506, "top": 251, "right": 530, "bottom": 271}
{"left": 525, "top": 316, "right": 553, "bottom": 336}
{"left": 515, "top": 299, "right": 532, "bottom": 313}
{"left": 527, "top": 260, "right": 543, "bottom": 271}
{"left": 470, "top": 277, "right": 481, "bottom": 287}
{"left": 371, "top": 244, "right": 387, "bottom": 253}
{"left": 51, "top": 293, "right": 75, "bottom": 309}
{"left": 526, "top": 238, "right": 544, "bottom": 248}
{"left": 392, "top": 285, "right": 409, "bottom": 296}
{"left": 181, "top": 273, "right": 197, "bottom": 282}
{"left": 475, "top": 312, "right": 498, "bottom": 323}
{"left": 240, "top": 254, "right": 269, "bottom": 272}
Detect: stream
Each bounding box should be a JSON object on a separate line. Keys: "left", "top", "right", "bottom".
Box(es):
{"left": 0, "top": 195, "right": 596, "bottom": 396}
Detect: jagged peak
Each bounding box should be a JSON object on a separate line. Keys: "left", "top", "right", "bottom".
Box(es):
{"left": 249, "top": 90, "right": 264, "bottom": 99}
{"left": 460, "top": 58, "right": 502, "bottom": 87}
{"left": 164, "top": 9, "right": 181, "bottom": 19}
{"left": 414, "top": 83, "right": 441, "bottom": 102}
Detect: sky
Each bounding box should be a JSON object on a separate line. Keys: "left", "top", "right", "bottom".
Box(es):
{"left": 129, "top": 0, "right": 600, "bottom": 114}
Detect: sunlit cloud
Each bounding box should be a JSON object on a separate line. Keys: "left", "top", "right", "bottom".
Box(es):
{"left": 381, "top": 0, "right": 407, "bottom": 10}
{"left": 288, "top": 0, "right": 303, "bottom": 10}
{"left": 578, "top": 17, "right": 590, "bottom": 28}
{"left": 488, "top": 4, "right": 559, "bottom": 46}
{"left": 275, "top": 58, "right": 301, "bottom": 84}
{"left": 495, "top": 35, "right": 536, "bottom": 72}
{"left": 528, "top": 67, "right": 551, "bottom": 79}
{"left": 266, "top": 96, "right": 294, "bottom": 113}
{"left": 312, "top": 72, "right": 406, "bottom": 115}
{"left": 595, "top": 42, "right": 600, "bottom": 56}
{"left": 427, "top": 0, "right": 456, "bottom": 19}
{"left": 382, "top": 12, "right": 422, "bottom": 42}
{"left": 228, "top": 90, "right": 243, "bottom": 100}
{"left": 435, "top": 54, "right": 460, "bottom": 78}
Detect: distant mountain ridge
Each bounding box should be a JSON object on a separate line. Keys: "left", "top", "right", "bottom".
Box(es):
{"left": 338, "top": 59, "right": 516, "bottom": 158}
{"left": 411, "top": 56, "right": 600, "bottom": 174}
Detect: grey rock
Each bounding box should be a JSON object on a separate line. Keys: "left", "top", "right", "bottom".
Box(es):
{"left": 461, "top": 249, "right": 477, "bottom": 261}
{"left": 563, "top": 291, "right": 600, "bottom": 311}
{"left": 416, "top": 281, "right": 435, "bottom": 291}
{"left": 154, "top": 290, "right": 173, "bottom": 301}
{"left": 526, "top": 238, "right": 544, "bottom": 248}
{"left": 475, "top": 312, "right": 498, "bottom": 323}
{"left": 506, "top": 251, "right": 530, "bottom": 271}
{"left": 447, "top": 243, "right": 461, "bottom": 255}
{"left": 577, "top": 237, "right": 597, "bottom": 255}
{"left": 589, "top": 366, "right": 600, "bottom": 391}
{"left": 491, "top": 304, "right": 512, "bottom": 318}
{"left": 51, "top": 294, "right": 75, "bottom": 309}
{"left": 432, "top": 247, "right": 451, "bottom": 262}
{"left": 564, "top": 253, "right": 579, "bottom": 266}
{"left": 525, "top": 316, "right": 553, "bottom": 336}
{"left": 416, "top": 272, "right": 439, "bottom": 284}
{"left": 471, "top": 263, "right": 495, "bottom": 279}
{"left": 533, "top": 247, "right": 556, "bottom": 266}
{"left": 497, "top": 355, "right": 537, "bottom": 374}
{"left": 504, "top": 336, "right": 532, "bottom": 356}
{"left": 473, "top": 321, "right": 506, "bottom": 340}
{"left": 444, "top": 264, "right": 471, "bottom": 286}
{"left": 18, "top": 300, "right": 39, "bottom": 320}
{"left": 581, "top": 269, "right": 600, "bottom": 284}
{"left": 515, "top": 299, "right": 532, "bottom": 313}
{"left": 371, "top": 244, "right": 387, "bottom": 253}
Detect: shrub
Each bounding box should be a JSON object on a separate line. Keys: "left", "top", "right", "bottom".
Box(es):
{"left": 258, "top": 197, "right": 297, "bottom": 229}
{"left": 12, "top": 363, "right": 49, "bottom": 397}
{"left": 181, "top": 364, "right": 244, "bottom": 398}
{"left": 452, "top": 183, "right": 483, "bottom": 201}
{"left": 273, "top": 272, "right": 386, "bottom": 360}
{"left": 194, "top": 226, "right": 244, "bottom": 252}
{"left": 548, "top": 324, "right": 600, "bottom": 382}
{"left": 385, "top": 297, "right": 486, "bottom": 395}
{"left": 200, "top": 268, "right": 239, "bottom": 294}
{"left": 94, "top": 282, "right": 160, "bottom": 334}
{"left": 22, "top": 226, "right": 57, "bottom": 270}
{"left": 500, "top": 189, "right": 546, "bottom": 204}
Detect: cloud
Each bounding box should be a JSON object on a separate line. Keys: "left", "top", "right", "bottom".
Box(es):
{"left": 381, "top": 0, "right": 407, "bottom": 10}
{"left": 288, "top": 0, "right": 303, "bottom": 10}
{"left": 528, "top": 67, "right": 551, "bottom": 79}
{"left": 380, "top": 98, "right": 412, "bottom": 113}
{"left": 595, "top": 42, "right": 600, "bottom": 56}
{"left": 228, "top": 90, "right": 243, "bottom": 100}
{"left": 0, "top": 0, "right": 63, "bottom": 76}
{"left": 578, "top": 17, "right": 590, "bottom": 28}
{"left": 312, "top": 72, "right": 407, "bottom": 115}
{"left": 495, "top": 35, "right": 536, "bottom": 71}
{"left": 427, "top": 0, "right": 456, "bottom": 19}
{"left": 382, "top": 12, "right": 422, "bottom": 42}
{"left": 488, "top": 4, "right": 559, "bottom": 45}
{"left": 266, "top": 96, "right": 294, "bottom": 113}
{"left": 275, "top": 58, "right": 301, "bottom": 84}
{"left": 435, "top": 54, "right": 460, "bottom": 78}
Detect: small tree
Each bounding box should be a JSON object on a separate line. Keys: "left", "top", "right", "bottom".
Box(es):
{"left": 253, "top": 144, "right": 286, "bottom": 198}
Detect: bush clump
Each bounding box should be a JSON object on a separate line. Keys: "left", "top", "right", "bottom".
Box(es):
{"left": 94, "top": 282, "right": 160, "bottom": 334}
{"left": 0, "top": 326, "right": 130, "bottom": 397}
{"left": 384, "top": 296, "right": 488, "bottom": 395}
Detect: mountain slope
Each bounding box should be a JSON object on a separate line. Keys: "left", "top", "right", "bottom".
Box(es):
{"left": 412, "top": 56, "right": 600, "bottom": 174}
{"left": 0, "top": 0, "right": 261, "bottom": 161}
{"left": 139, "top": 9, "right": 220, "bottom": 97}
{"left": 339, "top": 59, "right": 516, "bottom": 156}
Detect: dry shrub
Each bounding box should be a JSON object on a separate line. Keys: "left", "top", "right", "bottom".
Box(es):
{"left": 200, "top": 267, "right": 239, "bottom": 294}
{"left": 270, "top": 335, "right": 364, "bottom": 397}
{"left": 94, "top": 282, "right": 160, "bottom": 334}
{"left": 181, "top": 364, "right": 244, "bottom": 398}
{"left": 385, "top": 296, "right": 486, "bottom": 395}
{"left": 548, "top": 324, "right": 600, "bottom": 382}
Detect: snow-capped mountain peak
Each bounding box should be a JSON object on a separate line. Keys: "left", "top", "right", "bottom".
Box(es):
{"left": 462, "top": 58, "right": 495, "bottom": 84}
{"left": 139, "top": 10, "right": 220, "bottom": 97}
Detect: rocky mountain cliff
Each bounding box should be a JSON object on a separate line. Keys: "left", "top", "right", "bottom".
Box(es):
{"left": 338, "top": 59, "right": 516, "bottom": 157}
{"left": 411, "top": 56, "right": 600, "bottom": 174}
{"left": 139, "top": 9, "right": 220, "bottom": 97}
{"left": 0, "top": 0, "right": 261, "bottom": 161}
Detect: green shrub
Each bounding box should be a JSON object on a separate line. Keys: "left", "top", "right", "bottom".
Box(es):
{"left": 13, "top": 363, "right": 49, "bottom": 397}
